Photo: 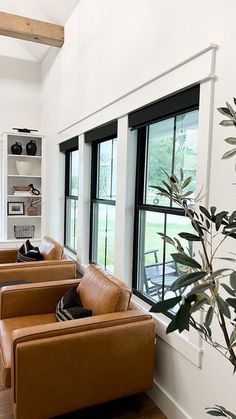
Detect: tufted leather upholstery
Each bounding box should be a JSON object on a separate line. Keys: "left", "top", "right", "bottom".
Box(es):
{"left": 0, "top": 265, "right": 155, "bottom": 419}
{"left": 0, "top": 236, "right": 76, "bottom": 283}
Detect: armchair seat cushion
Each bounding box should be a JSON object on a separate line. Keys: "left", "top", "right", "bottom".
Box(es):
{"left": 0, "top": 313, "right": 56, "bottom": 388}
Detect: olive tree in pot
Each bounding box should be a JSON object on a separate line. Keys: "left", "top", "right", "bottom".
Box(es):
{"left": 149, "top": 100, "right": 236, "bottom": 418}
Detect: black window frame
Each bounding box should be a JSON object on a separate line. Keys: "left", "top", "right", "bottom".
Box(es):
{"left": 89, "top": 135, "right": 117, "bottom": 270}
{"left": 60, "top": 136, "right": 79, "bottom": 254}
{"left": 131, "top": 86, "right": 200, "bottom": 308}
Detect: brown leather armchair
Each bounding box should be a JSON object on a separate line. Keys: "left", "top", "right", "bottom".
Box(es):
{"left": 0, "top": 265, "right": 155, "bottom": 419}
{"left": 0, "top": 236, "right": 76, "bottom": 283}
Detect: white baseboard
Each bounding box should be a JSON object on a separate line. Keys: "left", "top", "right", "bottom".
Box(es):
{"left": 147, "top": 379, "right": 191, "bottom": 419}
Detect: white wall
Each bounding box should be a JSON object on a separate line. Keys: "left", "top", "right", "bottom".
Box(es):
{"left": 0, "top": 56, "right": 40, "bottom": 133}
{"left": 0, "top": 49, "right": 41, "bottom": 240}
{"left": 41, "top": 1, "right": 236, "bottom": 417}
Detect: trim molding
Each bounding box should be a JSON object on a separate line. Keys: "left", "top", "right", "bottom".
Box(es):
{"left": 146, "top": 379, "right": 192, "bottom": 419}
{"left": 147, "top": 379, "right": 191, "bottom": 419}
{"left": 58, "top": 43, "right": 217, "bottom": 136}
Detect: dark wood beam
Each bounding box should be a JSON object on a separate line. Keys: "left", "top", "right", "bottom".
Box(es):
{"left": 0, "top": 11, "right": 64, "bottom": 47}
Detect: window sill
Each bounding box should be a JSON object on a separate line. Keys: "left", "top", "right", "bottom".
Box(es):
{"left": 132, "top": 294, "right": 203, "bottom": 368}
{"left": 64, "top": 247, "right": 77, "bottom": 261}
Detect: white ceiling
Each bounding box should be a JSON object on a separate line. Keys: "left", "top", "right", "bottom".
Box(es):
{"left": 0, "top": 0, "right": 80, "bottom": 61}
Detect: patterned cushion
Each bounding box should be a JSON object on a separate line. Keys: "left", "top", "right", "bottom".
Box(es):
{"left": 56, "top": 287, "right": 92, "bottom": 322}
{"left": 16, "top": 239, "right": 43, "bottom": 263}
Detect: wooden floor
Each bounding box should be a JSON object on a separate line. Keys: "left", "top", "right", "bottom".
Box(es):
{"left": 0, "top": 389, "right": 166, "bottom": 419}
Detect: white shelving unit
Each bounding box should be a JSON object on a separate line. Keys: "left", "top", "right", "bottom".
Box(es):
{"left": 2, "top": 132, "right": 45, "bottom": 243}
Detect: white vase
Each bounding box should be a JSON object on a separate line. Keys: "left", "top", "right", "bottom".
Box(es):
{"left": 16, "top": 161, "right": 32, "bottom": 175}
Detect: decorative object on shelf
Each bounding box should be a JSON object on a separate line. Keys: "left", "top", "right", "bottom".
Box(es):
{"left": 26, "top": 140, "right": 37, "bottom": 156}
{"left": 27, "top": 198, "right": 41, "bottom": 216}
{"left": 13, "top": 185, "right": 31, "bottom": 196}
{"left": 16, "top": 161, "right": 32, "bottom": 175}
{"left": 14, "top": 225, "right": 35, "bottom": 239}
{"left": 28, "top": 183, "right": 40, "bottom": 195}
{"left": 8, "top": 202, "right": 24, "bottom": 216}
{"left": 11, "top": 142, "right": 22, "bottom": 155}
{"left": 12, "top": 128, "right": 38, "bottom": 133}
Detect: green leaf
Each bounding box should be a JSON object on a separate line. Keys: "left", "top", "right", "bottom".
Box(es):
{"left": 150, "top": 296, "right": 181, "bottom": 313}
{"left": 171, "top": 271, "right": 208, "bottom": 292}
{"left": 182, "top": 190, "right": 194, "bottom": 197}
{"left": 166, "top": 315, "right": 178, "bottom": 333}
{"left": 230, "top": 328, "right": 236, "bottom": 345}
{"left": 199, "top": 206, "right": 211, "bottom": 219}
{"left": 206, "top": 410, "right": 226, "bottom": 416}
{"left": 222, "top": 148, "right": 236, "bottom": 159}
{"left": 178, "top": 232, "right": 201, "bottom": 242}
{"left": 207, "top": 269, "right": 229, "bottom": 280}
{"left": 181, "top": 176, "right": 192, "bottom": 189}
{"left": 217, "top": 106, "right": 232, "bottom": 117}
{"left": 166, "top": 303, "right": 191, "bottom": 334}
{"left": 174, "top": 238, "right": 184, "bottom": 252}
{"left": 205, "top": 306, "right": 214, "bottom": 327}
{"left": 177, "top": 302, "right": 191, "bottom": 332}
{"left": 191, "top": 220, "right": 204, "bottom": 236}
{"left": 161, "top": 180, "right": 172, "bottom": 193}
{"left": 216, "top": 295, "right": 231, "bottom": 318}
{"left": 226, "top": 101, "right": 236, "bottom": 118}
{"left": 171, "top": 253, "right": 201, "bottom": 269}
{"left": 226, "top": 297, "right": 236, "bottom": 310}
{"left": 230, "top": 272, "right": 236, "bottom": 290}
{"left": 158, "top": 233, "right": 175, "bottom": 246}
{"left": 229, "top": 210, "right": 236, "bottom": 223}
{"left": 221, "top": 283, "right": 235, "bottom": 297}
{"left": 224, "top": 137, "right": 236, "bottom": 145}
{"left": 210, "top": 206, "right": 217, "bottom": 215}
{"left": 215, "top": 211, "right": 228, "bottom": 231}
{"left": 220, "top": 120, "right": 235, "bottom": 126}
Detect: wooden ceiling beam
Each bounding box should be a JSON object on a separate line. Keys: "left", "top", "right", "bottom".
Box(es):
{"left": 0, "top": 11, "right": 64, "bottom": 47}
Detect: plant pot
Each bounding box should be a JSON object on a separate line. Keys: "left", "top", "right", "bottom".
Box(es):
{"left": 27, "top": 206, "right": 37, "bottom": 216}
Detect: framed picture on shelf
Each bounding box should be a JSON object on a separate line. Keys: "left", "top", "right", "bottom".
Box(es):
{"left": 8, "top": 202, "right": 24, "bottom": 216}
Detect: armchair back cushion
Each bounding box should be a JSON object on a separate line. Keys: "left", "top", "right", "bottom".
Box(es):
{"left": 38, "top": 236, "right": 64, "bottom": 260}
{"left": 78, "top": 265, "right": 131, "bottom": 315}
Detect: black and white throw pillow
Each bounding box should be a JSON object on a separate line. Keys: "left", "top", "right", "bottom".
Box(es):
{"left": 16, "top": 239, "right": 43, "bottom": 263}
{"left": 56, "top": 286, "right": 92, "bottom": 321}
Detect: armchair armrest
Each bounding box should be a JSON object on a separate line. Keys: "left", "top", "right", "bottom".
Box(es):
{"left": 0, "top": 279, "right": 80, "bottom": 319}
{"left": 0, "top": 249, "right": 18, "bottom": 263}
{"left": 12, "top": 310, "right": 155, "bottom": 419}
{"left": 0, "top": 259, "right": 76, "bottom": 283}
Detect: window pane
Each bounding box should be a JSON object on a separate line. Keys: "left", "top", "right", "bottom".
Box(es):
{"left": 98, "top": 139, "right": 117, "bottom": 200}
{"left": 174, "top": 110, "right": 198, "bottom": 198}
{"left": 92, "top": 203, "right": 115, "bottom": 273}
{"left": 137, "top": 211, "right": 195, "bottom": 303}
{"left": 65, "top": 198, "right": 78, "bottom": 251}
{"left": 145, "top": 118, "right": 174, "bottom": 206}
{"left": 69, "top": 150, "right": 79, "bottom": 196}
{"left": 137, "top": 210, "right": 165, "bottom": 299}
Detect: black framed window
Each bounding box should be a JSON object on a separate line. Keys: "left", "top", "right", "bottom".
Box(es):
{"left": 60, "top": 137, "right": 78, "bottom": 253}
{"left": 132, "top": 86, "right": 199, "bottom": 307}
{"left": 88, "top": 125, "right": 117, "bottom": 272}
